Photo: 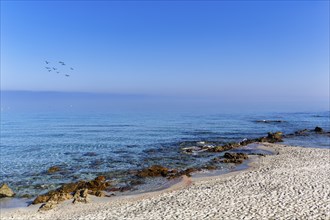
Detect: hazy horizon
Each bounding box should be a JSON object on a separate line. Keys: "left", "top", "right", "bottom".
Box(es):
{"left": 1, "top": 90, "right": 328, "bottom": 113}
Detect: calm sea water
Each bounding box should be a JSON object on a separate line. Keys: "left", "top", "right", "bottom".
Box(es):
{"left": 0, "top": 111, "right": 329, "bottom": 198}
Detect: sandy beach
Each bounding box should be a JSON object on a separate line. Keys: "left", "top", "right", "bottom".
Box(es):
{"left": 1, "top": 143, "right": 329, "bottom": 220}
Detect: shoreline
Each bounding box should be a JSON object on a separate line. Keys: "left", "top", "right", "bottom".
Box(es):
{"left": 0, "top": 143, "right": 268, "bottom": 210}
{"left": 2, "top": 143, "right": 329, "bottom": 219}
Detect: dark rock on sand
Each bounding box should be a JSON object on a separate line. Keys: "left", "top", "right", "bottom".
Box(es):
{"left": 107, "top": 186, "right": 132, "bottom": 192}
{"left": 130, "top": 179, "right": 144, "bottom": 186}
{"left": 224, "top": 152, "right": 248, "bottom": 160}
{"left": 73, "top": 189, "right": 90, "bottom": 204}
{"left": 0, "top": 183, "right": 15, "bottom": 198}
{"left": 222, "top": 152, "right": 248, "bottom": 164}
{"left": 38, "top": 200, "right": 57, "bottom": 211}
{"left": 314, "top": 126, "right": 323, "bottom": 132}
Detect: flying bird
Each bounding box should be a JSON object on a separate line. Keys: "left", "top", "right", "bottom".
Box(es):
{"left": 45, "top": 61, "right": 50, "bottom": 64}
{"left": 59, "top": 61, "right": 65, "bottom": 65}
{"left": 70, "top": 67, "right": 74, "bottom": 70}
{"left": 65, "top": 74, "right": 70, "bottom": 77}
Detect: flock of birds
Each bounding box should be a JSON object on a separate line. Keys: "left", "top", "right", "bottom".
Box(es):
{"left": 44, "top": 60, "right": 74, "bottom": 77}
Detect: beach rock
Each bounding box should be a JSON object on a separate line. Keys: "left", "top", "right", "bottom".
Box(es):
{"left": 267, "top": 132, "right": 283, "bottom": 142}
{"left": 33, "top": 195, "right": 51, "bottom": 204}
{"left": 223, "top": 158, "right": 244, "bottom": 164}
{"left": 21, "top": 194, "right": 33, "bottom": 199}
{"left": 258, "top": 132, "right": 283, "bottom": 143}
{"left": 224, "top": 152, "right": 248, "bottom": 160}
{"left": 73, "top": 189, "right": 90, "bottom": 204}
{"left": 204, "top": 165, "right": 217, "bottom": 170}
{"left": 95, "top": 191, "right": 105, "bottom": 197}
{"left": 84, "top": 176, "right": 110, "bottom": 192}
{"left": 314, "top": 127, "right": 323, "bottom": 132}
{"left": 239, "top": 139, "right": 255, "bottom": 146}
{"left": 207, "top": 146, "right": 226, "bottom": 152}
{"left": 94, "top": 175, "right": 106, "bottom": 182}
{"left": 49, "top": 192, "right": 73, "bottom": 203}
{"left": 0, "top": 183, "right": 15, "bottom": 198}
{"left": 137, "top": 165, "right": 169, "bottom": 178}
{"left": 38, "top": 200, "right": 57, "bottom": 211}
{"left": 130, "top": 179, "right": 144, "bottom": 186}
{"left": 32, "top": 176, "right": 110, "bottom": 204}
{"left": 47, "top": 166, "right": 60, "bottom": 173}
{"left": 181, "top": 167, "right": 199, "bottom": 177}
{"left": 89, "top": 190, "right": 105, "bottom": 197}
{"left": 221, "top": 153, "right": 249, "bottom": 164}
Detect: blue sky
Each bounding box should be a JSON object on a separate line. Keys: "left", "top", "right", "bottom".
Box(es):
{"left": 1, "top": 1, "right": 329, "bottom": 111}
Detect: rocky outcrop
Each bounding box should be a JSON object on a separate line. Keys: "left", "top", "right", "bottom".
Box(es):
{"left": 314, "top": 126, "right": 323, "bottom": 132}
{"left": 73, "top": 189, "right": 90, "bottom": 204}
{"left": 212, "top": 153, "right": 249, "bottom": 164}
{"left": 137, "top": 165, "right": 170, "bottom": 178}
{"left": 33, "top": 175, "right": 110, "bottom": 205}
{"left": 0, "top": 183, "right": 15, "bottom": 198}
{"left": 257, "top": 132, "right": 283, "bottom": 143}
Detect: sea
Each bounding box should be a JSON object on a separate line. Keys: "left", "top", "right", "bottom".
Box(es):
{"left": 0, "top": 110, "right": 329, "bottom": 205}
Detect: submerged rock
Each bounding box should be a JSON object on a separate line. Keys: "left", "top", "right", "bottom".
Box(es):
{"left": 212, "top": 153, "right": 249, "bottom": 164}
{"left": 47, "top": 166, "right": 60, "bottom": 174}
{"left": 256, "top": 120, "right": 284, "bottom": 123}
{"left": 258, "top": 132, "right": 283, "bottom": 143}
{"left": 83, "top": 152, "right": 98, "bottom": 157}
{"left": 294, "top": 129, "right": 309, "bottom": 136}
{"left": 314, "top": 126, "right": 323, "bottom": 132}
{"left": 0, "top": 183, "right": 15, "bottom": 198}
{"left": 224, "top": 152, "right": 248, "bottom": 160}
{"left": 137, "top": 165, "right": 169, "bottom": 178}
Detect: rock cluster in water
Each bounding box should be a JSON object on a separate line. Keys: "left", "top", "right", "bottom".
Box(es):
{"left": 181, "top": 131, "right": 284, "bottom": 154}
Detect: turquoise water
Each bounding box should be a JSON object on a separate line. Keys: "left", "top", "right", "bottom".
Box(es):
{"left": 0, "top": 111, "right": 329, "bottom": 197}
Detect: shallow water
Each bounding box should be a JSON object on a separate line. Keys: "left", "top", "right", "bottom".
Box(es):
{"left": 0, "top": 111, "right": 329, "bottom": 199}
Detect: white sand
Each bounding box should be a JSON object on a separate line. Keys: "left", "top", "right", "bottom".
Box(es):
{"left": 1, "top": 143, "right": 330, "bottom": 219}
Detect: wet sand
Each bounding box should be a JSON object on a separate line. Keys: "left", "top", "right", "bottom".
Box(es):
{"left": 1, "top": 143, "right": 329, "bottom": 219}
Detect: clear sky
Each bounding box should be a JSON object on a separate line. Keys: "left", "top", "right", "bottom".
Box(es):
{"left": 1, "top": 1, "right": 329, "bottom": 111}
